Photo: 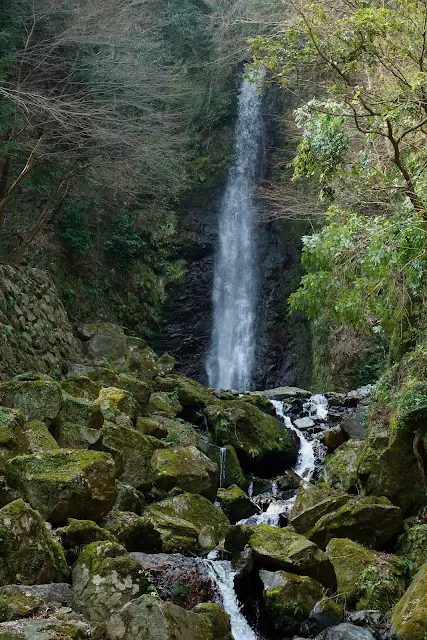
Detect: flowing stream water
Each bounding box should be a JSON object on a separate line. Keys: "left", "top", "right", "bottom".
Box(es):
{"left": 206, "top": 69, "right": 265, "bottom": 391}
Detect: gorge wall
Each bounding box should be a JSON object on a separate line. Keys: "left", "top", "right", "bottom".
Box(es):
{"left": 0, "top": 265, "right": 82, "bottom": 379}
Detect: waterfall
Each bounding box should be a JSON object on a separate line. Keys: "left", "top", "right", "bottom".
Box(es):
{"left": 219, "top": 446, "right": 227, "bottom": 488}
{"left": 206, "top": 69, "right": 265, "bottom": 391}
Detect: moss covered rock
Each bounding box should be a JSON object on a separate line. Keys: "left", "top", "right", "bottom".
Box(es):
{"left": 319, "top": 440, "right": 365, "bottom": 493}
{"left": 216, "top": 486, "right": 260, "bottom": 524}
{"left": 205, "top": 444, "right": 246, "bottom": 490}
{"left": 59, "top": 394, "right": 103, "bottom": 430}
{"left": 0, "top": 500, "right": 69, "bottom": 586}
{"left": 60, "top": 376, "right": 101, "bottom": 401}
{"left": 247, "top": 523, "right": 336, "bottom": 588}
{"left": 0, "top": 586, "right": 42, "bottom": 622}
{"left": 0, "top": 377, "right": 62, "bottom": 423}
{"left": 0, "top": 408, "right": 30, "bottom": 471}
{"left": 5, "top": 450, "right": 116, "bottom": 523}
{"left": 290, "top": 482, "right": 351, "bottom": 534}
{"left": 240, "top": 394, "right": 275, "bottom": 415}
{"left": 151, "top": 446, "right": 219, "bottom": 501}
{"left": 306, "top": 496, "right": 403, "bottom": 550}
{"left": 72, "top": 541, "right": 156, "bottom": 622}
{"left": 392, "top": 563, "right": 427, "bottom": 640}
{"left": 24, "top": 420, "right": 59, "bottom": 453}
{"left": 126, "top": 346, "right": 158, "bottom": 383}
{"left": 326, "top": 538, "right": 406, "bottom": 612}
{"left": 260, "top": 569, "right": 324, "bottom": 635}
{"left": 203, "top": 400, "right": 299, "bottom": 476}
{"left": 396, "top": 523, "right": 427, "bottom": 576}
{"left": 101, "top": 424, "right": 164, "bottom": 491}
{"left": 114, "top": 481, "right": 145, "bottom": 514}
{"left": 55, "top": 518, "right": 116, "bottom": 551}
{"left": 144, "top": 392, "right": 182, "bottom": 419}
{"left": 96, "top": 387, "right": 138, "bottom": 423}
{"left": 145, "top": 492, "right": 230, "bottom": 554}
{"left": 192, "top": 603, "right": 232, "bottom": 640}
{"left": 0, "top": 616, "right": 91, "bottom": 639}
{"left": 154, "top": 374, "right": 217, "bottom": 409}
{"left": 101, "top": 511, "right": 161, "bottom": 552}
{"left": 92, "top": 594, "right": 213, "bottom": 640}
{"left": 117, "top": 374, "right": 151, "bottom": 409}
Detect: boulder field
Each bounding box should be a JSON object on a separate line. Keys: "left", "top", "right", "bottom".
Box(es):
{"left": 0, "top": 322, "right": 426, "bottom": 639}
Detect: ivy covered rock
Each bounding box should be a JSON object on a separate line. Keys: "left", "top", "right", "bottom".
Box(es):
{"left": 72, "top": 541, "right": 156, "bottom": 622}
{"left": 92, "top": 594, "right": 214, "bottom": 640}
{"left": 0, "top": 499, "right": 69, "bottom": 586}
{"left": 96, "top": 387, "right": 138, "bottom": 423}
{"left": 24, "top": 420, "right": 59, "bottom": 453}
{"left": 319, "top": 439, "right": 365, "bottom": 493}
{"left": 151, "top": 446, "right": 219, "bottom": 500}
{"left": 144, "top": 392, "right": 182, "bottom": 419}
{"left": 154, "top": 374, "right": 217, "bottom": 409}
{"left": 245, "top": 523, "right": 336, "bottom": 588}
{"left": 391, "top": 563, "right": 427, "bottom": 640}
{"left": 145, "top": 492, "right": 230, "bottom": 553}
{"left": 203, "top": 400, "right": 299, "bottom": 476}
{"left": 55, "top": 518, "right": 116, "bottom": 552}
{"left": 101, "top": 424, "right": 164, "bottom": 491}
{"left": 290, "top": 482, "right": 351, "bottom": 534}
{"left": 0, "top": 376, "right": 62, "bottom": 423}
{"left": 260, "top": 569, "right": 324, "bottom": 635}
{"left": 216, "top": 486, "right": 260, "bottom": 524}
{"left": 101, "top": 510, "right": 161, "bottom": 552}
{"left": 5, "top": 450, "right": 116, "bottom": 523}
{"left": 0, "top": 407, "right": 30, "bottom": 471}
{"left": 326, "top": 538, "right": 406, "bottom": 612}
{"left": 306, "top": 496, "right": 403, "bottom": 550}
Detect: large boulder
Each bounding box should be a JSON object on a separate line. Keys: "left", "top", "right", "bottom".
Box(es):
{"left": 260, "top": 569, "right": 324, "bottom": 635}
{"left": 314, "top": 624, "right": 375, "bottom": 639}
{"left": 81, "top": 322, "right": 128, "bottom": 360}
{"left": 117, "top": 374, "right": 151, "bottom": 409}
{"left": 72, "top": 541, "right": 156, "bottom": 622}
{"left": 0, "top": 615, "right": 91, "bottom": 639}
{"left": 0, "top": 376, "right": 62, "bottom": 423}
{"left": 0, "top": 583, "right": 74, "bottom": 623}
{"left": 54, "top": 393, "right": 104, "bottom": 449}
{"left": 306, "top": 496, "right": 403, "bottom": 550}
{"left": 61, "top": 375, "right": 101, "bottom": 400}
{"left": 55, "top": 518, "right": 116, "bottom": 552}
{"left": 5, "top": 449, "right": 116, "bottom": 523}
{"left": 24, "top": 420, "right": 60, "bottom": 453}
{"left": 154, "top": 374, "right": 217, "bottom": 409}
{"left": 326, "top": 538, "right": 406, "bottom": 612}
{"left": 101, "top": 424, "right": 164, "bottom": 491}
{"left": 391, "top": 563, "right": 427, "bottom": 640}
{"left": 0, "top": 500, "right": 69, "bottom": 586}
{"left": 96, "top": 387, "right": 138, "bottom": 423}
{"left": 0, "top": 407, "right": 30, "bottom": 471}
{"left": 101, "top": 510, "right": 161, "bottom": 552}
{"left": 203, "top": 400, "right": 299, "bottom": 476}
{"left": 151, "top": 446, "right": 219, "bottom": 501}
{"left": 92, "top": 594, "right": 217, "bottom": 640}
{"left": 216, "top": 486, "right": 260, "bottom": 524}
{"left": 319, "top": 440, "right": 365, "bottom": 493}
{"left": 290, "top": 482, "right": 351, "bottom": 534}
{"left": 145, "top": 492, "right": 230, "bottom": 554}
{"left": 238, "top": 523, "right": 336, "bottom": 588}
{"left": 144, "top": 392, "right": 182, "bottom": 419}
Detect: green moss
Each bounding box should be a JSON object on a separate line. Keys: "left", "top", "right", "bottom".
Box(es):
{"left": 396, "top": 523, "right": 427, "bottom": 577}
{"left": 25, "top": 420, "right": 60, "bottom": 453}
{"left": 144, "top": 392, "right": 182, "bottom": 419}
{"left": 0, "top": 586, "right": 41, "bottom": 622}
{"left": 319, "top": 439, "right": 364, "bottom": 493}
{"left": 239, "top": 394, "right": 275, "bottom": 415}
{"left": 151, "top": 445, "right": 218, "bottom": 500}
{"left": 154, "top": 374, "right": 218, "bottom": 408}
{"left": 56, "top": 518, "right": 116, "bottom": 550}
{"left": 101, "top": 511, "right": 161, "bottom": 552}
{"left": 0, "top": 379, "right": 62, "bottom": 423}
{"left": 96, "top": 387, "right": 138, "bottom": 423}
{"left": 60, "top": 377, "right": 101, "bottom": 400}
{"left": 392, "top": 563, "right": 427, "bottom": 640}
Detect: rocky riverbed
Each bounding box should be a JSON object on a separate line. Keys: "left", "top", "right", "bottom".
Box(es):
{"left": 0, "top": 323, "right": 425, "bottom": 640}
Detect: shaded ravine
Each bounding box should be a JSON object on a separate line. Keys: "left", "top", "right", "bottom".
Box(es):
{"left": 206, "top": 69, "right": 266, "bottom": 391}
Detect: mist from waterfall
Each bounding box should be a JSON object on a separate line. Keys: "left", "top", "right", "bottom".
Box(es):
{"left": 206, "top": 69, "right": 265, "bottom": 391}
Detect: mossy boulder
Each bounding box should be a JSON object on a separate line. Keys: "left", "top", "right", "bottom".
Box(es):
{"left": 0, "top": 586, "right": 42, "bottom": 622}
{"left": 5, "top": 450, "right": 116, "bottom": 523}
{"left": 240, "top": 394, "right": 275, "bottom": 415}
{"left": 82, "top": 322, "right": 128, "bottom": 360}
{"left": 396, "top": 523, "right": 427, "bottom": 576}
{"left": 67, "top": 362, "right": 120, "bottom": 387}
{"left": 126, "top": 346, "right": 158, "bottom": 383}
{"left": 0, "top": 499, "right": 69, "bottom": 586}
{"left": 260, "top": 569, "right": 324, "bottom": 635}
{"left": 203, "top": 400, "right": 299, "bottom": 476}
{"left": 306, "top": 496, "right": 403, "bottom": 550}
{"left": 145, "top": 492, "right": 230, "bottom": 554}
{"left": 92, "top": 594, "right": 214, "bottom": 640}
{"left": 151, "top": 446, "right": 219, "bottom": 501}
{"left": 114, "top": 481, "right": 145, "bottom": 514}
{"left": 309, "top": 597, "right": 344, "bottom": 633}
{"left": 101, "top": 424, "right": 164, "bottom": 491}
{"left": 117, "top": 374, "right": 151, "bottom": 409}
{"left": 246, "top": 523, "right": 336, "bottom": 588}
{"left": 136, "top": 416, "right": 169, "bottom": 439}
{"left": 51, "top": 421, "right": 102, "bottom": 450}
{"left": 205, "top": 444, "right": 246, "bottom": 490}
{"left": 290, "top": 482, "right": 351, "bottom": 534}
{"left": 60, "top": 376, "right": 101, "bottom": 401}
{"left": 55, "top": 518, "right": 116, "bottom": 551}
{"left": 72, "top": 541, "right": 156, "bottom": 622}
{"left": 277, "top": 469, "right": 302, "bottom": 491}
{"left": 192, "top": 603, "right": 232, "bottom": 640}
{"left": 154, "top": 374, "right": 217, "bottom": 409}
{"left": 216, "top": 486, "right": 260, "bottom": 524}
{"left": 144, "top": 392, "right": 182, "bottom": 419}
{"left": 96, "top": 387, "right": 138, "bottom": 423}
{"left": 0, "top": 408, "right": 30, "bottom": 471}
{"left": 0, "top": 616, "right": 91, "bottom": 639}
{"left": 392, "top": 563, "right": 427, "bottom": 640}
{"left": 156, "top": 353, "right": 176, "bottom": 376}
{"left": 319, "top": 440, "right": 365, "bottom": 493}
{"left": 59, "top": 394, "right": 103, "bottom": 430}
{"left": 24, "top": 420, "right": 59, "bottom": 453}
{"left": 0, "top": 378, "right": 62, "bottom": 424}
{"left": 101, "top": 511, "right": 161, "bottom": 552}
{"left": 326, "top": 538, "right": 406, "bottom": 612}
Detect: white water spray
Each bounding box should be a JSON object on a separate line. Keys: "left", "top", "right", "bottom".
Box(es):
{"left": 206, "top": 69, "right": 265, "bottom": 390}
{"left": 219, "top": 447, "right": 227, "bottom": 488}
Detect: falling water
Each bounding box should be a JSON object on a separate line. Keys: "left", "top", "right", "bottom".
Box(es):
{"left": 206, "top": 69, "right": 265, "bottom": 390}
{"left": 219, "top": 446, "right": 227, "bottom": 488}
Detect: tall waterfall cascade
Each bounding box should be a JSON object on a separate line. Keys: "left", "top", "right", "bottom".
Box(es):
{"left": 206, "top": 69, "right": 266, "bottom": 390}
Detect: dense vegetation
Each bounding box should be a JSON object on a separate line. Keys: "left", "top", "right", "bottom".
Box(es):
{"left": 251, "top": 0, "right": 427, "bottom": 388}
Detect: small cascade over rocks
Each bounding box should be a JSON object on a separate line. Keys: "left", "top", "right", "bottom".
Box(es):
{"left": 219, "top": 446, "right": 227, "bottom": 488}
